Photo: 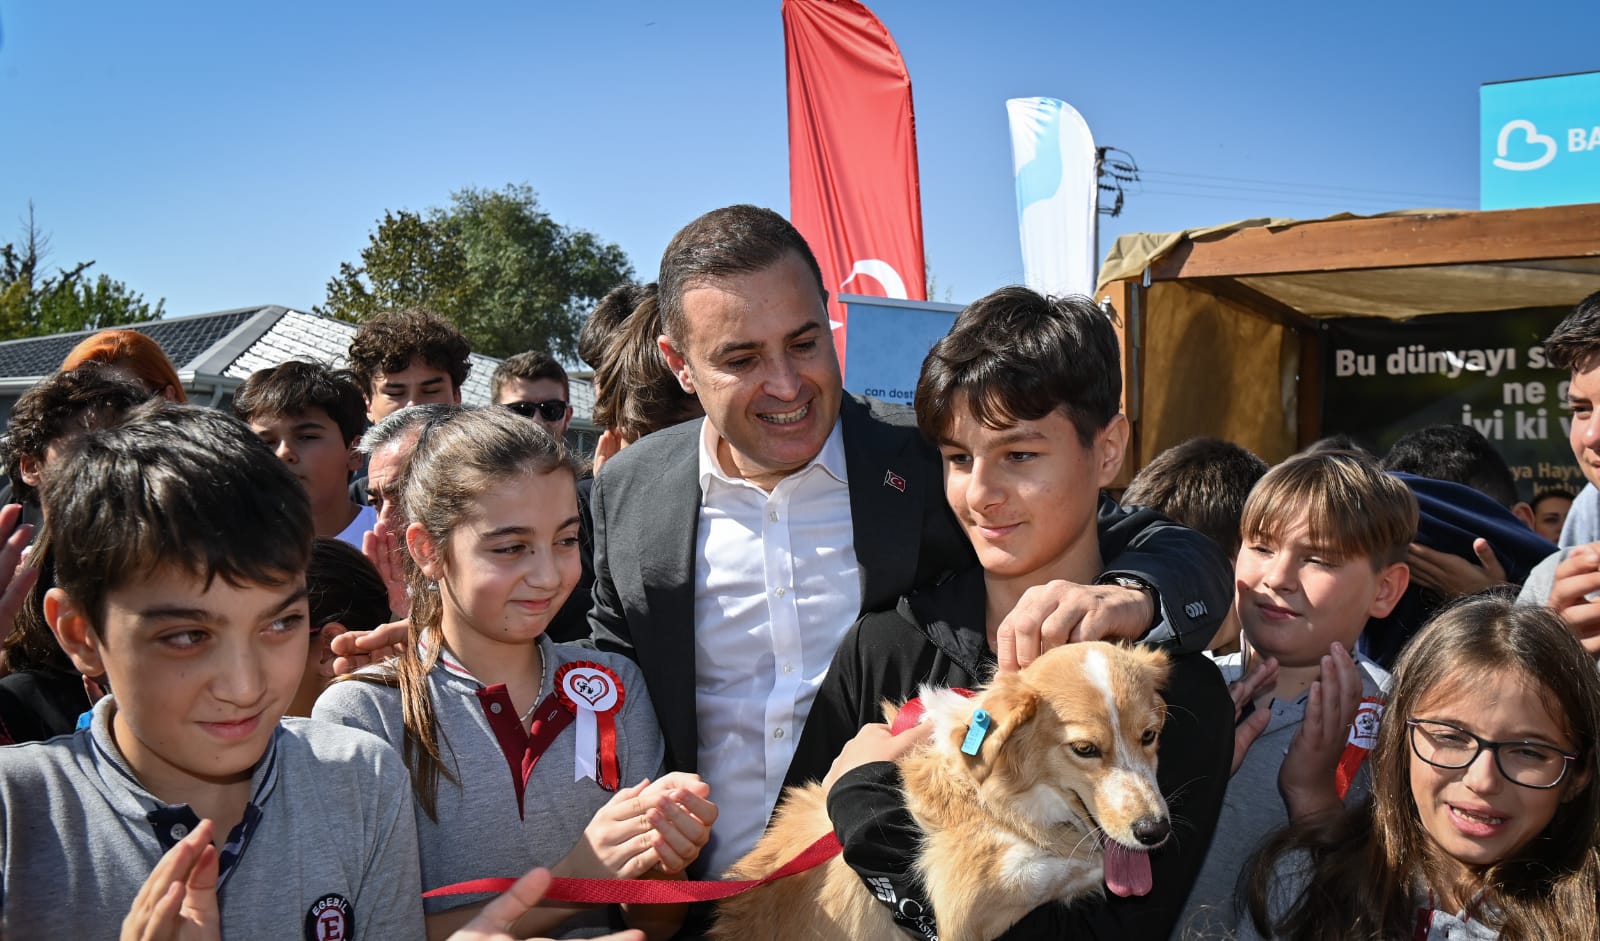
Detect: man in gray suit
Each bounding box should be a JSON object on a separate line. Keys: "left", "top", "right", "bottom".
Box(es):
{"left": 586, "top": 205, "right": 1230, "bottom": 878}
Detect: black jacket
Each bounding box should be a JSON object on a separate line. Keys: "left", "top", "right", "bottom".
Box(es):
{"left": 790, "top": 558, "right": 1233, "bottom": 940}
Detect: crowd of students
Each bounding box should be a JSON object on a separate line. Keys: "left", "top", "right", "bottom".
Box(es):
{"left": 0, "top": 203, "right": 1596, "bottom": 941}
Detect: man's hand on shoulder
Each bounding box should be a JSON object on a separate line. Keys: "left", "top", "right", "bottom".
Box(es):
{"left": 994, "top": 579, "right": 1155, "bottom": 673}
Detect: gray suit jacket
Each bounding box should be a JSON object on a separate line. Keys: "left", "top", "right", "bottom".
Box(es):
{"left": 586, "top": 395, "right": 972, "bottom": 773}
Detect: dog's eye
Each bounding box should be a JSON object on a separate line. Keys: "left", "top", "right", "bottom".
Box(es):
{"left": 1141, "top": 728, "right": 1158, "bottom": 746}
{"left": 1069, "top": 741, "right": 1101, "bottom": 758}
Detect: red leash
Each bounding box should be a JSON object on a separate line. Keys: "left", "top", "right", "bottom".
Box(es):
{"left": 424, "top": 831, "right": 842, "bottom": 904}
{"left": 426, "top": 691, "right": 971, "bottom": 905}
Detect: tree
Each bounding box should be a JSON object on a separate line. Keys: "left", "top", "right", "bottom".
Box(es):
{"left": 317, "top": 185, "right": 633, "bottom": 359}
{"left": 0, "top": 207, "right": 164, "bottom": 341}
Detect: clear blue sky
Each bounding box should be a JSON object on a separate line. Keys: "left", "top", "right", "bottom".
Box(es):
{"left": 1, "top": 1, "right": 1595, "bottom": 317}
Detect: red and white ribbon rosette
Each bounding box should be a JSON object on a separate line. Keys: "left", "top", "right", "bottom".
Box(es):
{"left": 556, "top": 661, "right": 625, "bottom": 791}
{"left": 1335, "top": 696, "right": 1385, "bottom": 800}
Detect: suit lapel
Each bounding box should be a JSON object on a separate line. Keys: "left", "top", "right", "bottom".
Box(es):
{"left": 632, "top": 430, "right": 704, "bottom": 772}
{"left": 841, "top": 397, "right": 924, "bottom": 613}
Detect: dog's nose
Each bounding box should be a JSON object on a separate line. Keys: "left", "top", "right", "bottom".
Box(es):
{"left": 1132, "top": 816, "right": 1170, "bottom": 847}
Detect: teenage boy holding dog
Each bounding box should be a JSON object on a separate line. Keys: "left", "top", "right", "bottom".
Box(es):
{"left": 788, "top": 286, "right": 1235, "bottom": 940}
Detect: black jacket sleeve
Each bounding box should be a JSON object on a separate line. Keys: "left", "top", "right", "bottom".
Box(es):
{"left": 1097, "top": 497, "right": 1232, "bottom": 655}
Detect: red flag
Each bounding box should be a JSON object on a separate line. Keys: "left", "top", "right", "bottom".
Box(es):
{"left": 783, "top": 0, "right": 927, "bottom": 368}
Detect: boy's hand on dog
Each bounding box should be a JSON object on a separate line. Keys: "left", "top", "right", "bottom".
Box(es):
{"left": 446, "top": 866, "right": 644, "bottom": 941}
{"left": 121, "top": 818, "right": 220, "bottom": 941}
{"left": 567, "top": 774, "right": 716, "bottom": 879}
{"left": 823, "top": 721, "right": 930, "bottom": 794}
{"left": 995, "top": 580, "right": 1154, "bottom": 673}
{"left": 1279, "top": 642, "right": 1362, "bottom": 823}
{"left": 329, "top": 617, "right": 409, "bottom": 674}
{"left": 1547, "top": 544, "right": 1600, "bottom": 658}
{"left": 1229, "top": 656, "right": 1278, "bottom": 775}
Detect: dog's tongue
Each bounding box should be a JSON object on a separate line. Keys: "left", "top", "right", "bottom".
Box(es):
{"left": 1103, "top": 843, "right": 1153, "bottom": 897}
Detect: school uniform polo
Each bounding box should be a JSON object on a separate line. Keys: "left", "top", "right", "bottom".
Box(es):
{"left": 0, "top": 696, "right": 424, "bottom": 941}
{"left": 1178, "top": 652, "right": 1392, "bottom": 938}
{"left": 313, "top": 635, "right": 664, "bottom": 921}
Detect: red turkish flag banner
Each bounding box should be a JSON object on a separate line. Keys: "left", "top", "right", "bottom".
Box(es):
{"left": 783, "top": 0, "right": 927, "bottom": 368}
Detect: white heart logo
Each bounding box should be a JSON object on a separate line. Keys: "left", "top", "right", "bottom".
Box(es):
{"left": 1494, "top": 119, "right": 1557, "bottom": 172}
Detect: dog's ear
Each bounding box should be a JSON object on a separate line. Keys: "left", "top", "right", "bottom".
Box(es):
{"left": 964, "top": 676, "right": 1040, "bottom": 786}
{"left": 880, "top": 698, "right": 902, "bottom": 725}
{"left": 1125, "top": 644, "right": 1171, "bottom": 693}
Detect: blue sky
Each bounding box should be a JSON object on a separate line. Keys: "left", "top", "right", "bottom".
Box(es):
{"left": 1, "top": 1, "right": 1596, "bottom": 317}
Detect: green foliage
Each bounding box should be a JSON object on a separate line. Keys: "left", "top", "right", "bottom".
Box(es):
{"left": 0, "top": 212, "right": 164, "bottom": 341}
{"left": 316, "top": 184, "right": 633, "bottom": 359}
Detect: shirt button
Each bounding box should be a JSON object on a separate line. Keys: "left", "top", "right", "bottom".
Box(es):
{"left": 775, "top": 587, "right": 786, "bottom": 597}
{"left": 170, "top": 823, "right": 189, "bottom": 840}
{"left": 769, "top": 511, "right": 779, "bottom": 522}
{"left": 489, "top": 702, "right": 503, "bottom": 714}
{"left": 783, "top": 663, "right": 795, "bottom": 674}
{"left": 773, "top": 728, "right": 786, "bottom": 740}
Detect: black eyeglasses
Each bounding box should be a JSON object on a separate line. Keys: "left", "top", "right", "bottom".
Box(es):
{"left": 502, "top": 399, "right": 568, "bottom": 423}
{"left": 1407, "top": 718, "right": 1578, "bottom": 789}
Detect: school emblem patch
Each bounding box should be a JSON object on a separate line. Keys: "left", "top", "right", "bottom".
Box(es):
{"left": 305, "top": 893, "right": 354, "bottom": 940}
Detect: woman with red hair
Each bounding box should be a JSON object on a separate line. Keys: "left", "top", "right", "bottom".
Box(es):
{"left": 58, "top": 329, "right": 186, "bottom": 402}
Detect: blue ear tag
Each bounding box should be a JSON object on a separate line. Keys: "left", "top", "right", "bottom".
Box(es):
{"left": 960, "top": 709, "right": 992, "bottom": 756}
{"left": 75, "top": 711, "right": 93, "bottom": 731}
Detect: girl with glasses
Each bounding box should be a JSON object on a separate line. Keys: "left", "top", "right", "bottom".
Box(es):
{"left": 1237, "top": 597, "right": 1600, "bottom": 940}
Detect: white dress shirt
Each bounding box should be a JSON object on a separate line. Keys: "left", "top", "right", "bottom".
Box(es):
{"left": 692, "top": 418, "right": 860, "bottom": 876}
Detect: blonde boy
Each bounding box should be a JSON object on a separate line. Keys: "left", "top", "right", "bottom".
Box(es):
{"left": 1179, "top": 450, "right": 1416, "bottom": 934}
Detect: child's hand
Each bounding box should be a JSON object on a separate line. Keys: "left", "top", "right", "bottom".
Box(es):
{"left": 568, "top": 774, "right": 717, "bottom": 879}
{"left": 329, "top": 617, "right": 409, "bottom": 674}
{"left": 1547, "top": 543, "right": 1600, "bottom": 657}
{"left": 1279, "top": 642, "right": 1362, "bottom": 823}
{"left": 361, "top": 527, "right": 411, "bottom": 619}
{"left": 1229, "top": 656, "right": 1278, "bottom": 775}
{"left": 121, "top": 819, "right": 220, "bottom": 941}
{"left": 1407, "top": 539, "right": 1505, "bottom": 599}
{"left": 823, "top": 721, "right": 930, "bottom": 793}
{"left": 0, "top": 503, "right": 38, "bottom": 633}
{"left": 445, "top": 866, "right": 644, "bottom": 941}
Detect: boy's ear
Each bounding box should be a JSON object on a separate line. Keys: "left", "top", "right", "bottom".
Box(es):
{"left": 1368, "top": 561, "right": 1411, "bottom": 618}
{"left": 345, "top": 440, "right": 364, "bottom": 474}
{"left": 1093, "top": 414, "right": 1130, "bottom": 489}
{"left": 406, "top": 522, "right": 445, "bottom": 581}
{"left": 658, "top": 335, "right": 695, "bottom": 395}
{"left": 1510, "top": 501, "right": 1537, "bottom": 532}
{"left": 45, "top": 587, "right": 105, "bottom": 677}
{"left": 17, "top": 454, "right": 42, "bottom": 488}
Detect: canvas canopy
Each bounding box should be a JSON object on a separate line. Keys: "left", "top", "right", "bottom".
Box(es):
{"left": 1095, "top": 202, "right": 1600, "bottom": 473}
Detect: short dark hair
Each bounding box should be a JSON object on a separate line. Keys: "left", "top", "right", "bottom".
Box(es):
{"left": 2, "top": 369, "right": 149, "bottom": 504}
{"left": 1380, "top": 423, "right": 1519, "bottom": 509}
{"left": 1533, "top": 486, "right": 1576, "bottom": 509}
{"left": 490, "top": 351, "right": 568, "bottom": 402}
{"left": 346, "top": 308, "right": 472, "bottom": 397}
{"left": 1122, "top": 437, "right": 1269, "bottom": 559}
{"left": 233, "top": 360, "right": 369, "bottom": 446}
{"left": 657, "top": 205, "right": 826, "bottom": 348}
{"left": 915, "top": 287, "right": 1120, "bottom": 447}
{"left": 1543, "top": 290, "right": 1600, "bottom": 372}
{"left": 307, "top": 537, "right": 389, "bottom": 634}
{"left": 40, "top": 400, "right": 313, "bottom": 631}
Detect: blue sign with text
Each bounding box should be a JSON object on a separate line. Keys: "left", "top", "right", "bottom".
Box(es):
{"left": 841, "top": 295, "right": 960, "bottom": 405}
{"left": 1481, "top": 71, "right": 1600, "bottom": 210}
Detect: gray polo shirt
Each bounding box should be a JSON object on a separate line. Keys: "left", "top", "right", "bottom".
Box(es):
{"left": 313, "top": 636, "right": 664, "bottom": 922}
{"left": 1176, "top": 652, "right": 1391, "bottom": 940}
{"left": 0, "top": 696, "right": 423, "bottom": 940}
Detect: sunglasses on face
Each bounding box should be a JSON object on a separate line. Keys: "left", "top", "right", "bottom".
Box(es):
{"left": 502, "top": 399, "right": 568, "bottom": 423}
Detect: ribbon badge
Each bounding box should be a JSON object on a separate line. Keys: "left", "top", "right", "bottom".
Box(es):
{"left": 1335, "top": 696, "right": 1385, "bottom": 799}
{"left": 557, "top": 661, "right": 625, "bottom": 791}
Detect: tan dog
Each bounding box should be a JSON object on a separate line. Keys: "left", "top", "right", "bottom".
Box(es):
{"left": 712, "top": 642, "right": 1172, "bottom": 941}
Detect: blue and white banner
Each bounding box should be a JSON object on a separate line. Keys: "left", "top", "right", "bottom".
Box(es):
{"left": 1006, "top": 97, "right": 1098, "bottom": 297}
{"left": 1481, "top": 70, "right": 1600, "bottom": 210}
